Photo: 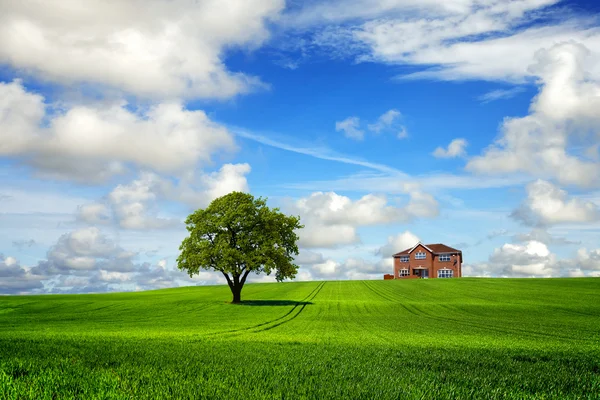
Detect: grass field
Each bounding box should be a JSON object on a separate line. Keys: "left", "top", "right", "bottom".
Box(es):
{"left": 1, "top": 278, "right": 599, "bottom": 399}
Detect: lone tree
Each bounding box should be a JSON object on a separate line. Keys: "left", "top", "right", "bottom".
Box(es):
{"left": 177, "top": 191, "right": 304, "bottom": 303}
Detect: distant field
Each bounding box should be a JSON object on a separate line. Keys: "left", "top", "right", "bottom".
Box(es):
{"left": 1, "top": 278, "right": 599, "bottom": 399}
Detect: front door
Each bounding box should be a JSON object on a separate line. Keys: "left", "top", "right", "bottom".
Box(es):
{"left": 422, "top": 269, "right": 429, "bottom": 279}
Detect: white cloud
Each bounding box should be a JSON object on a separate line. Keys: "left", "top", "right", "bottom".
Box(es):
{"left": 76, "top": 203, "right": 111, "bottom": 225}
{"left": 488, "top": 240, "right": 558, "bottom": 277}
{"left": 33, "top": 227, "right": 137, "bottom": 274}
{"left": 0, "top": 0, "right": 284, "bottom": 99}
{"left": 465, "top": 238, "right": 600, "bottom": 278}
{"left": 478, "top": 87, "right": 526, "bottom": 103}
{"left": 335, "top": 116, "right": 364, "bottom": 140}
{"left": 466, "top": 42, "right": 600, "bottom": 187}
{"left": 289, "top": 191, "right": 437, "bottom": 248}
{"left": 0, "top": 254, "right": 45, "bottom": 294}
{"left": 291, "top": 1, "right": 600, "bottom": 83}
{"left": 511, "top": 180, "right": 600, "bottom": 226}
{"left": 433, "top": 138, "right": 468, "bottom": 158}
{"left": 11, "top": 227, "right": 227, "bottom": 294}
{"left": 334, "top": 110, "right": 407, "bottom": 141}
{"left": 285, "top": 0, "right": 557, "bottom": 29}
{"left": 376, "top": 231, "right": 420, "bottom": 257}
{"left": 77, "top": 164, "right": 251, "bottom": 230}
{"left": 0, "top": 80, "right": 236, "bottom": 182}
{"left": 397, "top": 126, "right": 409, "bottom": 139}
{"left": 367, "top": 109, "right": 401, "bottom": 132}
{"left": 573, "top": 248, "right": 600, "bottom": 271}
{"left": 366, "top": 109, "right": 409, "bottom": 139}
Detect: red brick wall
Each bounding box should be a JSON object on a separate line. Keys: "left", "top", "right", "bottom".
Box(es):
{"left": 393, "top": 244, "right": 462, "bottom": 279}
{"left": 432, "top": 253, "right": 461, "bottom": 278}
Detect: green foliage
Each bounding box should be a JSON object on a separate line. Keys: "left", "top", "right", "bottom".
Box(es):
{"left": 177, "top": 191, "right": 303, "bottom": 302}
{"left": 1, "top": 278, "right": 600, "bottom": 399}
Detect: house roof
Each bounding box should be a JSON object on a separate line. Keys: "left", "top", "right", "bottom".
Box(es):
{"left": 393, "top": 242, "right": 462, "bottom": 257}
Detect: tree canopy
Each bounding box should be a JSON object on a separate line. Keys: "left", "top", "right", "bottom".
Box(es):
{"left": 177, "top": 191, "right": 304, "bottom": 303}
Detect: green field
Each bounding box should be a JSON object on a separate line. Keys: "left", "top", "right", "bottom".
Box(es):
{"left": 1, "top": 278, "right": 599, "bottom": 399}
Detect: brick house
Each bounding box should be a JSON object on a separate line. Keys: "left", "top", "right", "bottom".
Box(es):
{"left": 392, "top": 242, "right": 462, "bottom": 279}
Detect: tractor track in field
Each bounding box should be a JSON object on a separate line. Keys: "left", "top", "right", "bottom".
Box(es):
{"left": 255, "top": 281, "right": 325, "bottom": 332}
{"left": 362, "top": 281, "right": 396, "bottom": 303}
{"left": 408, "top": 303, "right": 590, "bottom": 342}
{"left": 201, "top": 282, "right": 325, "bottom": 338}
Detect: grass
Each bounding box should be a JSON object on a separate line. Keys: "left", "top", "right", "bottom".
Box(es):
{"left": 1, "top": 278, "right": 599, "bottom": 399}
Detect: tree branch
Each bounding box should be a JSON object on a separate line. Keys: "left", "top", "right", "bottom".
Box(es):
{"left": 239, "top": 269, "right": 251, "bottom": 288}
{"left": 221, "top": 271, "right": 233, "bottom": 290}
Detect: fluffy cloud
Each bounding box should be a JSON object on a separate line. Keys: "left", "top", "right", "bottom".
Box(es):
{"left": 466, "top": 42, "right": 600, "bottom": 187}
{"left": 32, "top": 227, "right": 138, "bottom": 275}
{"left": 464, "top": 239, "right": 600, "bottom": 278}
{"left": 289, "top": 191, "right": 437, "bottom": 248}
{"left": 368, "top": 109, "right": 401, "bottom": 133}
{"left": 0, "top": 254, "right": 45, "bottom": 294}
{"left": 6, "top": 228, "right": 227, "bottom": 294}
{"left": 77, "top": 164, "right": 251, "bottom": 229}
{"left": 432, "top": 138, "right": 468, "bottom": 158}
{"left": 292, "top": 249, "right": 393, "bottom": 281}
{"left": 377, "top": 231, "right": 420, "bottom": 257}
{"left": 367, "top": 109, "right": 407, "bottom": 138}
{"left": 511, "top": 180, "right": 600, "bottom": 226}
{"left": 0, "top": 0, "right": 284, "bottom": 99}
{"left": 464, "top": 240, "right": 559, "bottom": 277}
{"left": 571, "top": 248, "right": 600, "bottom": 272}
{"left": 0, "top": 80, "right": 236, "bottom": 182}
{"left": 336, "top": 110, "right": 407, "bottom": 141}
{"left": 335, "top": 116, "right": 364, "bottom": 140}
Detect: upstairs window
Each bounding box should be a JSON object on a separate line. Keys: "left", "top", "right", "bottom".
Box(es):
{"left": 399, "top": 269, "right": 409, "bottom": 277}
{"left": 415, "top": 252, "right": 426, "bottom": 260}
{"left": 399, "top": 256, "right": 409, "bottom": 262}
{"left": 438, "top": 269, "right": 453, "bottom": 278}
{"left": 439, "top": 254, "right": 451, "bottom": 262}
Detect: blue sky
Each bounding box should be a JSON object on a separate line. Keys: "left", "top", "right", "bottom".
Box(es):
{"left": 1, "top": 0, "right": 600, "bottom": 294}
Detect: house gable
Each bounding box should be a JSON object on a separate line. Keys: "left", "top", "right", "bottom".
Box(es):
{"left": 408, "top": 242, "right": 434, "bottom": 255}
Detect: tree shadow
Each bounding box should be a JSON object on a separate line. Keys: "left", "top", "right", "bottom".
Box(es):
{"left": 237, "top": 300, "right": 313, "bottom": 307}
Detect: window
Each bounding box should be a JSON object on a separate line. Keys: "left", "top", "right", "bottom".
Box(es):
{"left": 399, "top": 256, "right": 409, "bottom": 262}
{"left": 415, "top": 252, "right": 426, "bottom": 260}
{"left": 439, "top": 254, "right": 451, "bottom": 262}
{"left": 438, "top": 269, "right": 453, "bottom": 278}
{"left": 399, "top": 269, "right": 409, "bottom": 277}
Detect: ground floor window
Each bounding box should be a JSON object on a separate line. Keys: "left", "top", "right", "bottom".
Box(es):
{"left": 438, "top": 269, "right": 453, "bottom": 278}
{"left": 399, "top": 269, "right": 409, "bottom": 277}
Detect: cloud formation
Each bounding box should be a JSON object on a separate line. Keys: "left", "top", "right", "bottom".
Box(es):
{"left": 466, "top": 42, "right": 600, "bottom": 187}
{"left": 289, "top": 191, "right": 437, "bottom": 248}
{"left": 77, "top": 164, "right": 251, "bottom": 230}
{"left": 0, "top": 80, "right": 237, "bottom": 182}
{"left": 0, "top": 0, "right": 284, "bottom": 99}
{"left": 511, "top": 180, "right": 600, "bottom": 226}
{"left": 335, "top": 116, "right": 364, "bottom": 140}
{"left": 433, "top": 138, "right": 468, "bottom": 158}
{"left": 0, "top": 254, "right": 45, "bottom": 294}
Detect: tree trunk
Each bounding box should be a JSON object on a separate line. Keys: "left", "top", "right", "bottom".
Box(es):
{"left": 231, "top": 285, "right": 242, "bottom": 303}
{"left": 224, "top": 270, "right": 250, "bottom": 304}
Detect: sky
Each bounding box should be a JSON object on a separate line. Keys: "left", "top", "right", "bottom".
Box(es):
{"left": 1, "top": 0, "right": 600, "bottom": 294}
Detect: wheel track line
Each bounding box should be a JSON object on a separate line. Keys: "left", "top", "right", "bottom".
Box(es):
{"left": 411, "top": 304, "right": 586, "bottom": 341}
{"left": 254, "top": 281, "right": 326, "bottom": 332}
{"left": 362, "top": 281, "right": 396, "bottom": 303}
{"left": 202, "top": 282, "right": 325, "bottom": 338}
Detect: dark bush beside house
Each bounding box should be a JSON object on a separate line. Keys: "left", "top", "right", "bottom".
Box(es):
{"left": 177, "top": 191, "right": 304, "bottom": 303}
